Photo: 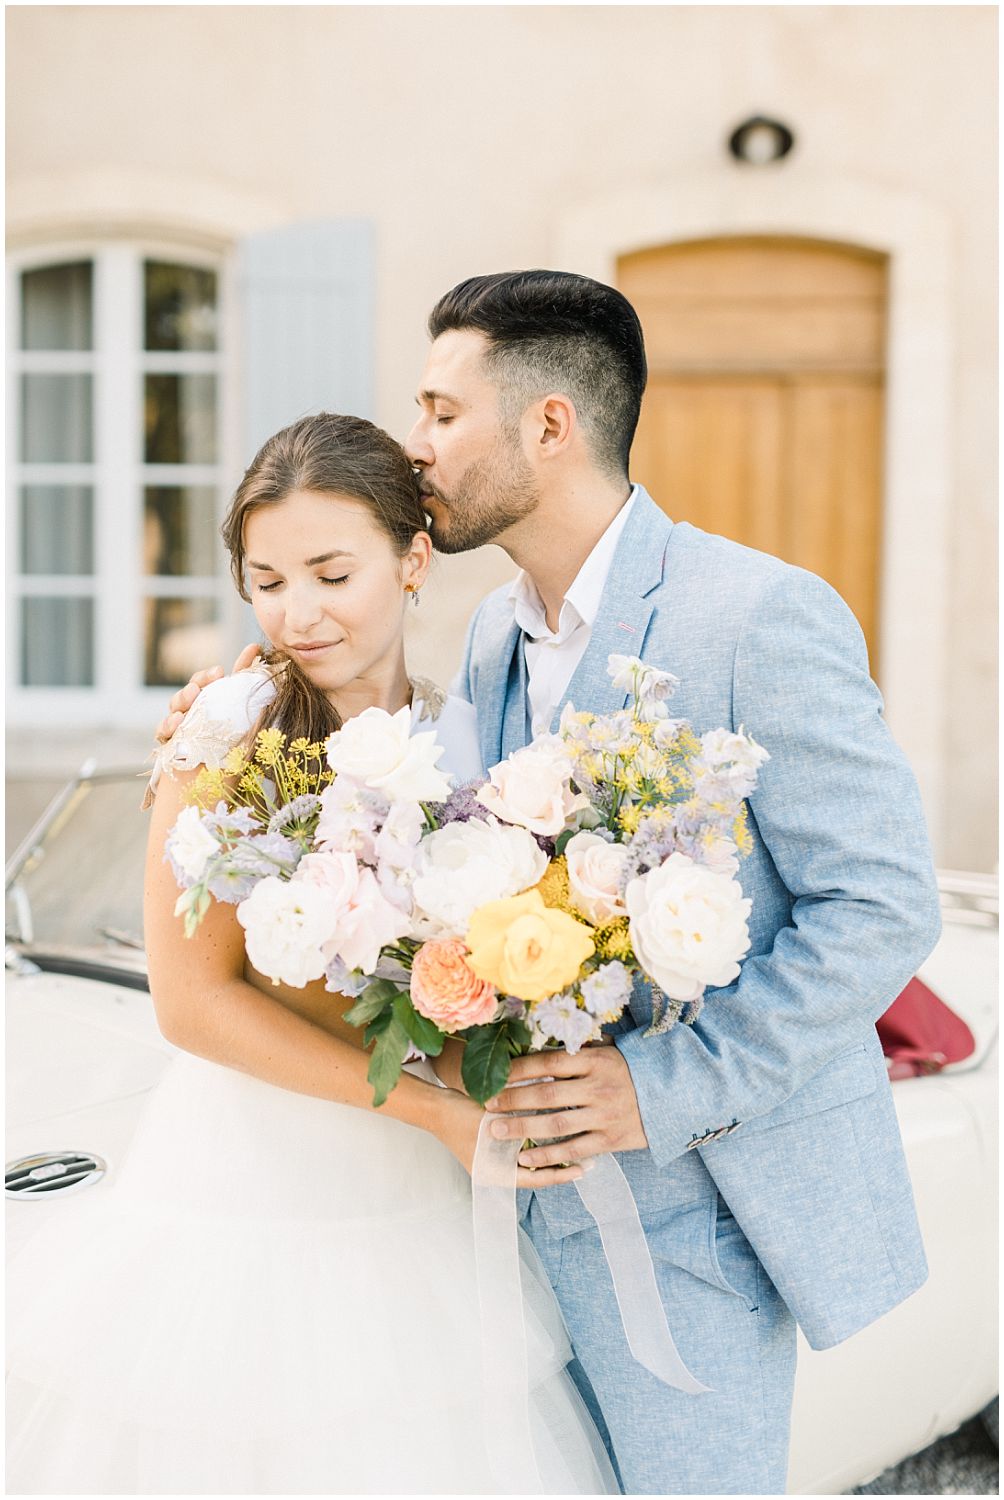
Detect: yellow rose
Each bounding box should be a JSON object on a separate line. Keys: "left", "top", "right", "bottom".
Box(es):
{"left": 465, "top": 890, "right": 595, "bottom": 1002}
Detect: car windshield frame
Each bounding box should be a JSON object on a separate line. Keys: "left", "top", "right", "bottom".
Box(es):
{"left": 6, "top": 764, "right": 151, "bottom": 986}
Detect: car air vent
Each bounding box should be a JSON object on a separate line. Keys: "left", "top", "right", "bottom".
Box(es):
{"left": 5, "top": 1151, "right": 107, "bottom": 1199}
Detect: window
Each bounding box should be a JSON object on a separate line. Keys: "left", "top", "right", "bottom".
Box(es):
{"left": 8, "top": 245, "right": 234, "bottom": 725}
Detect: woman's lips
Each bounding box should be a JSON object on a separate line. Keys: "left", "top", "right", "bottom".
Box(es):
{"left": 288, "top": 641, "right": 341, "bottom": 657}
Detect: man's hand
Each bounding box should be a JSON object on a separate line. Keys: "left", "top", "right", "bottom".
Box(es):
{"left": 154, "top": 644, "right": 262, "bottom": 744}
{"left": 433, "top": 1088, "right": 590, "bottom": 1187}
{"left": 484, "top": 1045, "right": 649, "bottom": 1173}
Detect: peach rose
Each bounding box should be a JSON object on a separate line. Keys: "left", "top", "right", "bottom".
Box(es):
{"left": 410, "top": 939, "right": 499, "bottom": 1031}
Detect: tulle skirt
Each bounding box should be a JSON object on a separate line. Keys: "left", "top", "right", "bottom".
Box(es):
{"left": 6, "top": 1053, "right": 617, "bottom": 1495}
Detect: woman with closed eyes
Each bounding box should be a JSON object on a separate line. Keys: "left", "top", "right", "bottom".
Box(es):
{"left": 6, "top": 412, "right": 617, "bottom": 1496}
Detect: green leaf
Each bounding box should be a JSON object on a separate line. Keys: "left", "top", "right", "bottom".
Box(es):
{"left": 554, "top": 828, "right": 577, "bottom": 857}
{"left": 392, "top": 993, "right": 445, "bottom": 1057}
{"left": 344, "top": 978, "right": 399, "bottom": 1029}
{"left": 506, "top": 1016, "right": 533, "bottom": 1054}
{"left": 364, "top": 1009, "right": 393, "bottom": 1048}
{"left": 462, "top": 1023, "right": 514, "bottom": 1105}
{"left": 367, "top": 1013, "right": 411, "bottom": 1108}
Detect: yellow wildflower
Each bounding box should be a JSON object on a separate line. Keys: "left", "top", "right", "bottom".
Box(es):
{"left": 253, "top": 727, "right": 286, "bottom": 766}
{"left": 533, "top": 856, "right": 572, "bottom": 911}
{"left": 594, "top": 920, "right": 634, "bottom": 963}
{"left": 222, "top": 746, "right": 248, "bottom": 775}
{"left": 618, "top": 804, "right": 642, "bottom": 835}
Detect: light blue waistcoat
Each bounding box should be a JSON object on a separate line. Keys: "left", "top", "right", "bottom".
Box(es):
{"left": 456, "top": 488, "right": 939, "bottom": 1350}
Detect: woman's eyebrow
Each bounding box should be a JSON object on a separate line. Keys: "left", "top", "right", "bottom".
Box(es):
{"left": 247, "top": 550, "right": 355, "bottom": 570}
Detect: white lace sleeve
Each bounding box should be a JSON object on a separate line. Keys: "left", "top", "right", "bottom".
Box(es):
{"left": 143, "top": 669, "right": 277, "bottom": 808}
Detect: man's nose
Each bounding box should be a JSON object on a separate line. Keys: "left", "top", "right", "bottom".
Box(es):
{"left": 405, "top": 418, "right": 432, "bottom": 467}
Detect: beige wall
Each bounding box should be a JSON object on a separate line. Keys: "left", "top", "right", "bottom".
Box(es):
{"left": 7, "top": 5, "right": 997, "bottom": 869}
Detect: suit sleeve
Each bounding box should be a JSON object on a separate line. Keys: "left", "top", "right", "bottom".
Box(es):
{"left": 616, "top": 568, "right": 942, "bottom": 1166}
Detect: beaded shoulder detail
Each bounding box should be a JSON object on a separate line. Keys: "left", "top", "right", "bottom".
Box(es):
{"left": 141, "top": 669, "right": 276, "bottom": 810}
{"left": 410, "top": 676, "right": 447, "bottom": 722}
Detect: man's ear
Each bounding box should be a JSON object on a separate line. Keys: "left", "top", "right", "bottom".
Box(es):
{"left": 530, "top": 393, "right": 577, "bottom": 459}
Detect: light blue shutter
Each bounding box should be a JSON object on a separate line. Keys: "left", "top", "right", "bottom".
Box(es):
{"left": 237, "top": 219, "right": 376, "bottom": 461}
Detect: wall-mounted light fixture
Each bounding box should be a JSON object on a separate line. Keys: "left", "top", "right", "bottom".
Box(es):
{"left": 727, "top": 115, "right": 796, "bottom": 166}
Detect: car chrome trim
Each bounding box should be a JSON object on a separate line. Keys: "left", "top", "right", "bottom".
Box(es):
{"left": 5, "top": 1151, "right": 108, "bottom": 1199}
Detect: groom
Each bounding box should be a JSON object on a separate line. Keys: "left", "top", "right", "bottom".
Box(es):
{"left": 162, "top": 270, "right": 940, "bottom": 1494}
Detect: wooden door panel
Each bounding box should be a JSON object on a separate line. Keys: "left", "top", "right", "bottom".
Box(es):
{"left": 640, "top": 300, "right": 883, "bottom": 370}
{"left": 619, "top": 237, "right": 887, "bottom": 675}
{"left": 621, "top": 237, "right": 887, "bottom": 301}
{"left": 632, "top": 379, "right": 784, "bottom": 556}
{"left": 787, "top": 378, "right": 884, "bottom": 663}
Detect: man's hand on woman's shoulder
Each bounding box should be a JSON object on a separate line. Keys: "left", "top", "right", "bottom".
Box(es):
{"left": 154, "top": 644, "right": 262, "bottom": 744}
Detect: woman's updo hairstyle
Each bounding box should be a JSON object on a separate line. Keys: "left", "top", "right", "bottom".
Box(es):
{"left": 221, "top": 412, "right": 428, "bottom": 744}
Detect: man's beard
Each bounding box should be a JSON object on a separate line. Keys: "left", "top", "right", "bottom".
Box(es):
{"left": 425, "top": 438, "right": 540, "bottom": 554}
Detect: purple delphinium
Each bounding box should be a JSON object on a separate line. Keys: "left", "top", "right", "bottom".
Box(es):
{"left": 204, "top": 831, "right": 301, "bottom": 904}
{"left": 620, "top": 817, "right": 684, "bottom": 887}
{"left": 529, "top": 993, "right": 599, "bottom": 1054}
{"left": 431, "top": 779, "right": 489, "bottom": 827}
{"left": 579, "top": 962, "right": 633, "bottom": 1022}
{"left": 323, "top": 955, "right": 368, "bottom": 997}
{"left": 201, "top": 802, "right": 259, "bottom": 840}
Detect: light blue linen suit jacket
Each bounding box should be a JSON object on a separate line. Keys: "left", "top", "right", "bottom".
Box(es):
{"left": 456, "top": 487, "right": 939, "bottom": 1351}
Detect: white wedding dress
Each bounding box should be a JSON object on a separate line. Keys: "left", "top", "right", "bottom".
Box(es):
{"left": 6, "top": 672, "right": 618, "bottom": 1496}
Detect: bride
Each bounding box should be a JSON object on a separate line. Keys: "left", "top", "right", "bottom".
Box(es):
{"left": 6, "top": 413, "right": 618, "bottom": 1496}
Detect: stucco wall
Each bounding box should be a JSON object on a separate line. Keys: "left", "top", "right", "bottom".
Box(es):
{"left": 6, "top": 5, "right": 997, "bottom": 869}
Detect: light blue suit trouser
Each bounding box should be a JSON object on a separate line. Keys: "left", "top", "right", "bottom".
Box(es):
{"left": 525, "top": 1188, "right": 797, "bottom": 1495}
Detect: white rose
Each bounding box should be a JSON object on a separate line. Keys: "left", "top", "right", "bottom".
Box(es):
{"left": 477, "top": 742, "right": 591, "bottom": 836}
{"left": 332, "top": 866, "right": 411, "bottom": 975}
{"left": 625, "top": 852, "right": 752, "bottom": 1002}
{"left": 167, "top": 805, "right": 219, "bottom": 883}
{"left": 325, "top": 705, "right": 452, "bottom": 803}
{"left": 295, "top": 852, "right": 409, "bottom": 973}
{"left": 564, "top": 831, "right": 630, "bottom": 925}
{"left": 410, "top": 816, "right": 548, "bottom": 938}
{"left": 236, "top": 875, "right": 339, "bottom": 988}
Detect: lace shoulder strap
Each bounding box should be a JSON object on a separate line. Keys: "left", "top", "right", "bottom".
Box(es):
{"left": 142, "top": 668, "right": 277, "bottom": 809}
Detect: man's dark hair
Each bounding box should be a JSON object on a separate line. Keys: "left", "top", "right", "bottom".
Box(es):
{"left": 428, "top": 270, "right": 647, "bottom": 478}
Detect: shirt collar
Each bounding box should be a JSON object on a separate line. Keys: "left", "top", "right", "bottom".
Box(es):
{"left": 507, "top": 486, "right": 638, "bottom": 642}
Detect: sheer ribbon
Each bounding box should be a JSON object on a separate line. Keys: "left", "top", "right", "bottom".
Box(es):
{"left": 472, "top": 1118, "right": 547, "bottom": 1493}
{"left": 472, "top": 1117, "right": 709, "bottom": 1488}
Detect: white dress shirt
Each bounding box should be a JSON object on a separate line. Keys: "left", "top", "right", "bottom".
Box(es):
{"left": 508, "top": 487, "right": 638, "bottom": 737}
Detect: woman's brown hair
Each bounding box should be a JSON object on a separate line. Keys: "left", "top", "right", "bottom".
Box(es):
{"left": 221, "top": 412, "right": 428, "bottom": 744}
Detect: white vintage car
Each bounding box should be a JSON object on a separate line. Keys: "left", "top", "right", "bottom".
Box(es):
{"left": 5, "top": 767, "right": 998, "bottom": 1494}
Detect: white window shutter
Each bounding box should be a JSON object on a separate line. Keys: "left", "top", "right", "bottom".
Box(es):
{"left": 236, "top": 220, "right": 375, "bottom": 460}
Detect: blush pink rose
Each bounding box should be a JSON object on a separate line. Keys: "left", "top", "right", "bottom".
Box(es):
{"left": 410, "top": 940, "right": 499, "bottom": 1031}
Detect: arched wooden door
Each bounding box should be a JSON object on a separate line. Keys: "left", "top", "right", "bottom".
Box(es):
{"left": 620, "top": 238, "right": 887, "bottom": 674}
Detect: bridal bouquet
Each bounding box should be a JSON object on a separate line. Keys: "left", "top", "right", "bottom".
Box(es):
{"left": 165, "top": 656, "right": 768, "bottom": 1108}
{"left": 351, "top": 655, "right": 768, "bottom": 1104}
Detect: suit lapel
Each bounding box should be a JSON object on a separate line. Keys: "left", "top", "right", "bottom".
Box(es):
{"left": 473, "top": 617, "right": 523, "bottom": 768}
{"left": 550, "top": 489, "right": 673, "bottom": 730}
{"left": 501, "top": 636, "right": 531, "bottom": 758}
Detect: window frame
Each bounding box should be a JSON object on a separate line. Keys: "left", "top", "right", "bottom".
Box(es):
{"left": 6, "top": 239, "right": 242, "bottom": 727}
